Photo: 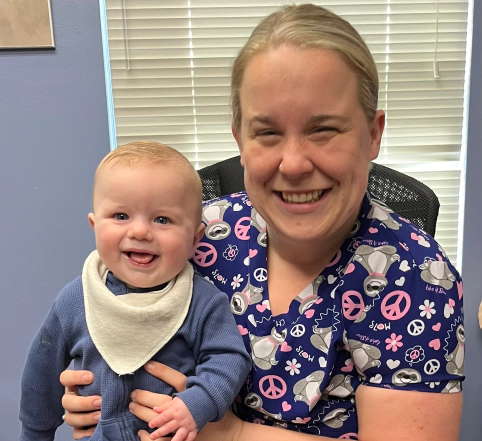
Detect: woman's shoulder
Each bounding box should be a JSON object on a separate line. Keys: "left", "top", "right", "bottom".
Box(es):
{"left": 342, "top": 194, "right": 464, "bottom": 395}
{"left": 360, "top": 192, "right": 458, "bottom": 276}
{"left": 202, "top": 191, "right": 249, "bottom": 209}
{"left": 343, "top": 191, "right": 462, "bottom": 308}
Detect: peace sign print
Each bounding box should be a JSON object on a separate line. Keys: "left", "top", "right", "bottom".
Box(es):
{"left": 290, "top": 324, "right": 306, "bottom": 338}
{"left": 342, "top": 291, "right": 365, "bottom": 320}
{"left": 424, "top": 359, "right": 441, "bottom": 375}
{"left": 380, "top": 290, "right": 411, "bottom": 321}
{"left": 408, "top": 347, "right": 421, "bottom": 362}
{"left": 407, "top": 319, "right": 425, "bottom": 336}
{"left": 192, "top": 242, "right": 217, "bottom": 267}
{"left": 259, "top": 375, "right": 287, "bottom": 400}
{"left": 254, "top": 267, "right": 268, "bottom": 282}
{"left": 235, "top": 217, "right": 251, "bottom": 240}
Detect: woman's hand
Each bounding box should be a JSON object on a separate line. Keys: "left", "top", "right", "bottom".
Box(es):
{"left": 59, "top": 370, "right": 101, "bottom": 439}
{"left": 130, "top": 361, "right": 186, "bottom": 439}
{"left": 133, "top": 361, "right": 244, "bottom": 441}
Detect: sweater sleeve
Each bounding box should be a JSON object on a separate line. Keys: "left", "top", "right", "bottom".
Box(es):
{"left": 19, "top": 301, "right": 72, "bottom": 441}
{"left": 175, "top": 286, "right": 251, "bottom": 431}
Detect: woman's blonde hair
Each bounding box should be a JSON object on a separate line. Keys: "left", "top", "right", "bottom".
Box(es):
{"left": 231, "top": 4, "right": 379, "bottom": 131}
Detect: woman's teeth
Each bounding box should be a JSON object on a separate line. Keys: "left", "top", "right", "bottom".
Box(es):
{"left": 281, "top": 190, "right": 324, "bottom": 203}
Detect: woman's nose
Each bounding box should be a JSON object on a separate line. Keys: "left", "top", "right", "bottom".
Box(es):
{"left": 127, "top": 220, "right": 153, "bottom": 241}
{"left": 278, "top": 140, "right": 314, "bottom": 179}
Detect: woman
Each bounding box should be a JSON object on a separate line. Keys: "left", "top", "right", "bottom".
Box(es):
{"left": 61, "top": 4, "right": 464, "bottom": 440}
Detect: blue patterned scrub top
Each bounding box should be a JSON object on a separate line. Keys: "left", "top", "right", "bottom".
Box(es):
{"left": 190, "top": 191, "right": 464, "bottom": 439}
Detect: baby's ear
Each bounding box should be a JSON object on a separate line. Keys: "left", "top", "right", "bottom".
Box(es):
{"left": 193, "top": 222, "right": 205, "bottom": 246}
{"left": 88, "top": 213, "right": 95, "bottom": 230}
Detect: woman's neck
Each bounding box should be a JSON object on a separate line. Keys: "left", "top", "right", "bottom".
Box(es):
{"left": 265, "top": 223, "right": 352, "bottom": 315}
{"left": 266, "top": 221, "right": 351, "bottom": 274}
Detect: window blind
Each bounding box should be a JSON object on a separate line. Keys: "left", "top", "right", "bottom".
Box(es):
{"left": 103, "top": 0, "right": 469, "bottom": 266}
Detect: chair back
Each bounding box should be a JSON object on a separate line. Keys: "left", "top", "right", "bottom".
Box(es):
{"left": 198, "top": 156, "right": 440, "bottom": 236}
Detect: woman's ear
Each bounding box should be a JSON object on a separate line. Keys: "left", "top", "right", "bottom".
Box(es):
{"left": 232, "top": 124, "right": 245, "bottom": 167}
{"left": 369, "top": 110, "right": 385, "bottom": 160}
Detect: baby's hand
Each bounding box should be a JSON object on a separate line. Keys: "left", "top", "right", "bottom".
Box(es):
{"left": 148, "top": 397, "right": 198, "bottom": 441}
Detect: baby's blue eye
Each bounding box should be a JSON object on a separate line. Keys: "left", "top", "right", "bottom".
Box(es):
{"left": 115, "top": 213, "right": 129, "bottom": 221}
{"left": 155, "top": 216, "right": 169, "bottom": 224}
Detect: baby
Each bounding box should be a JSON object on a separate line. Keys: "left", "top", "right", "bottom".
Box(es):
{"left": 20, "top": 141, "right": 251, "bottom": 441}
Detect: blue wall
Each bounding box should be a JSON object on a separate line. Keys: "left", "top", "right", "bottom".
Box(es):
{"left": 0, "top": 1, "right": 480, "bottom": 440}
{"left": 0, "top": 1, "right": 110, "bottom": 438}
{"left": 459, "top": 0, "right": 482, "bottom": 439}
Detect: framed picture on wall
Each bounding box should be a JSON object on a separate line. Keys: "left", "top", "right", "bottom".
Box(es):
{"left": 0, "top": 0, "right": 55, "bottom": 49}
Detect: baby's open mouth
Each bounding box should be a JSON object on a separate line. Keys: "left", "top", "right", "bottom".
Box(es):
{"left": 124, "top": 251, "right": 157, "bottom": 264}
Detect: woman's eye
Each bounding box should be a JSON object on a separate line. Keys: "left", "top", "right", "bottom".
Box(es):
{"left": 312, "top": 126, "right": 335, "bottom": 134}
{"left": 115, "top": 213, "right": 129, "bottom": 221}
{"left": 154, "top": 216, "right": 169, "bottom": 224}
{"left": 257, "top": 129, "right": 277, "bottom": 137}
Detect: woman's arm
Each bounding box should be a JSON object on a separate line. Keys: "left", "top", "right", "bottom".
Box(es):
{"left": 164, "top": 388, "right": 461, "bottom": 441}
{"left": 356, "top": 384, "right": 462, "bottom": 441}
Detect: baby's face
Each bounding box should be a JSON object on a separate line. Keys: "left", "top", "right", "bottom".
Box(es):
{"left": 88, "top": 163, "right": 203, "bottom": 288}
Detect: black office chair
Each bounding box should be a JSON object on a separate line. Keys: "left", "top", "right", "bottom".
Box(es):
{"left": 198, "top": 155, "right": 440, "bottom": 237}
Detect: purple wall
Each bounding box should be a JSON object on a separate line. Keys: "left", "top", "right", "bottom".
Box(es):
{"left": 0, "top": 1, "right": 109, "bottom": 438}
{"left": 459, "top": 0, "right": 482, "bottom": 439}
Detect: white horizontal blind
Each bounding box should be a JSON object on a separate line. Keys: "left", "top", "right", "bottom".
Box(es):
{"left": 104, "top": 0, "right": 468, "bottom": 266}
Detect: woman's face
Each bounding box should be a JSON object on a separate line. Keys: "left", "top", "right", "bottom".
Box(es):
{"left": 233, "top": 46, "right": 384, "bottom": 247}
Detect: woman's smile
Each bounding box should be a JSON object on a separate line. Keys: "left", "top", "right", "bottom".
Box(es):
{"left": 274, "top": 188, "right": 333, "bottom": 215}
{"left": 280, "top": 189, "right": 325, "bottom": 204}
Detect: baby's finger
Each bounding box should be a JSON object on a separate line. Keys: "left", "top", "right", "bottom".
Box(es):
{"left": 171, "top": 427, "right": 188, "bottom": 441}
{"left": 149, "top": 407, "right": 175, "bottom": 429}
{"left": 150, "top": 421, "right": 180, "bottom": 440}
{"left": 153, "top": 401, "right": 171, "bottom": 414}
{"left": 138, "top": 430, "right": 165, "bottom": 441}
{"left": 148, "top": 412, "right": 167, "bottom": 429}
{"left": 185, "top": 430, "right": 197, "bottom": 441}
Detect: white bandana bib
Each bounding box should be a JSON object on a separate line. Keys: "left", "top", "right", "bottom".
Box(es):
{"left": 82, "top": 250, "right": 193, "bottom": 375}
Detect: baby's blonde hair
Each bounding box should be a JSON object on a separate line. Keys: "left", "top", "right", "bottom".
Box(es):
{"left": 94, "top": 141, "right": 203, "bottom": 221}
{"left": 231, "top": 4, "right": 379, "bottom": 132}
{"left": 98, "top": 141, "right": 194, "bottom": 171}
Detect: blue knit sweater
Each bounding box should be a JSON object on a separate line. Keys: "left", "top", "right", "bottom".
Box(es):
{"left": 20, "top": 270, "right": 251, "bottom": 441}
